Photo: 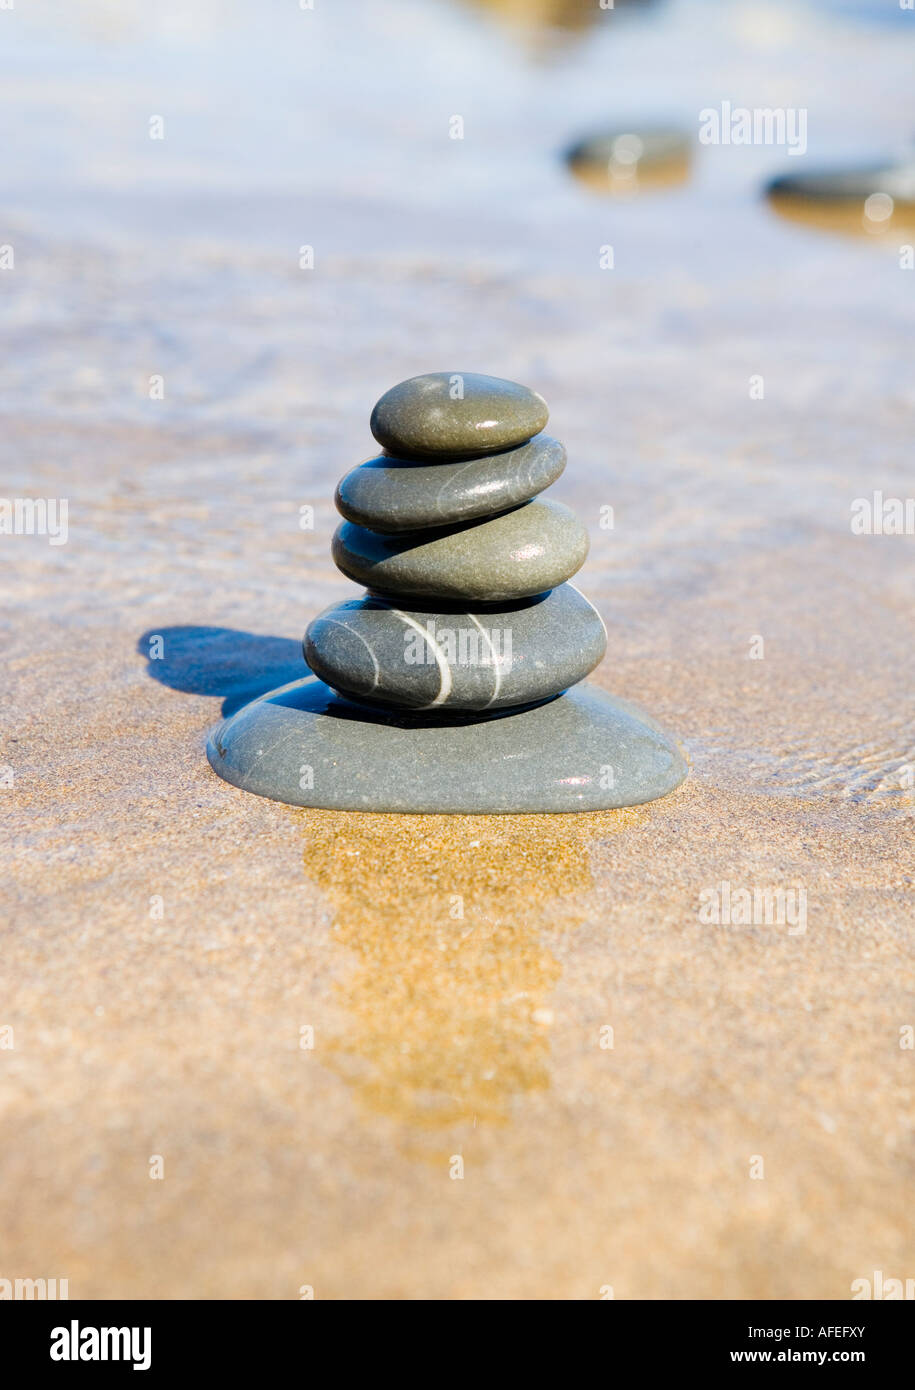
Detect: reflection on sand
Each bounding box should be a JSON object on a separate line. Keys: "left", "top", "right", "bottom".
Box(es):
{"left": 300, "top": 808, "right": 642, "bottom": 1148}
{"left": 766, "top": 192, "right": 915, "bottom": 240}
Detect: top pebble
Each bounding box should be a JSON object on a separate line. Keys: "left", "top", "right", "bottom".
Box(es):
{"left": 370, "top": 372, "right": 549, "bottom": 458}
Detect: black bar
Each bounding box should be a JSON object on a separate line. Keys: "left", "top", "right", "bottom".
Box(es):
{"left": 1, "top": 1299, "right": 910, "bottom": 1375}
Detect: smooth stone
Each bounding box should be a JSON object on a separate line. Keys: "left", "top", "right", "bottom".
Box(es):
{"left": 767, "top": 163, "right": 915, "bottom": 206}
{"left": 303, "top": 584, "right": 607, "bottom": 712}
{"left": 331, "top": 498, "right": 588, "bottom": 603}
{"left": 766, "top": 163, "right": 915, "bottom": 239}
{"left": 566, "top": 127, "right": 691, "bottom": 193}
{"left": 567, "top": 127, "right": 690, "bottom": 168}
{"left": 370, "top": 372, "right": 549, "bottom": 458}
{"left": 206, "top": 678, "right": 688, "bottom": 813}
{"left": 334, "top": 434, "right": 566, "bottom": 533}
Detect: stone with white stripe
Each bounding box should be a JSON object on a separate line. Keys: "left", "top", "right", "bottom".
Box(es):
{"left": 303, "top": 584, "right": 607, "bottom": 712}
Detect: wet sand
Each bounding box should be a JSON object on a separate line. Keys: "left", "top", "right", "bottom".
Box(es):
{"left": 2, "top": 0, "right": 914, "bottom": 1298}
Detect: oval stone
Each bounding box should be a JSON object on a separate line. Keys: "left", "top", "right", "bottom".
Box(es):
{"left": 566, "top": 127, "right": 691, "bottom": 191}
{"left": 766, "top": 164, "right": 915, "bottom": 238}
{"left": 334, "top": 435, "right": 566, "bottom": 533}
{"left": 370, "top": 372, "right": 549, "bottom": 458}
{"left": 304, "top": 584, "right": 606, "bottom": 712}
{"left": 331, "top": 498, "right": 589, "bottom": 603}
{"left": 207, "top": 678, "right": 688, "bottom": 813}
{"left": 767, "top": 163, "right": 915, "bottom": 205}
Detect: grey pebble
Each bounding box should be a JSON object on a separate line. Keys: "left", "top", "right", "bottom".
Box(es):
{"left": 767, "top": 162, "right": 915, "bottom": 205}
{"left": 335, "top": 434, "right": 566, "bottom": 533}
{"left": 303, "top": 583, "right": 607, "bottom": 712}
{"left": 207, "top": 676, "right": 687, "bottom": 813}
{"left": 370, "top": 372, "right": 549, "bottom": 458}
{"left": 331, "top": 498, "right": 589, "bottom": 603}
{"left": 566, "top": 127, "right": 691, "bottom": 174}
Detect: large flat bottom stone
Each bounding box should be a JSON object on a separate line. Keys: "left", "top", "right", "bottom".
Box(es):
{"left": 206, "top": 678, "right": 687, "bottom": 813}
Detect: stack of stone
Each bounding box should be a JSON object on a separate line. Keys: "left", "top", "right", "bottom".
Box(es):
{"left": 208, "top": 370, "right": 686, "bottom": 811}
{"left": 304, "top": 372, "right": 609, "bottom": 714}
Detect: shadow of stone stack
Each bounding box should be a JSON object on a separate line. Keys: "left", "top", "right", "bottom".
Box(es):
{"left": 207, "top": 372, "right": 687, "bottom": 812}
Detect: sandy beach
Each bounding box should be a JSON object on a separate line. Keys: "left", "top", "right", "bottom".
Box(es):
{"left": 2, "top": 0, "right": 914, "bottom": 1298}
